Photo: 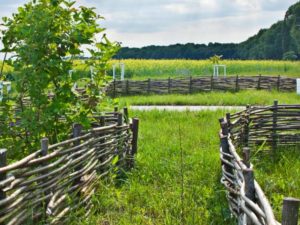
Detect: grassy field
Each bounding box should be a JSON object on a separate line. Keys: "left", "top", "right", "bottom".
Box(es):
{"left": 73, "top": 59, "right": 300, "bottom": 80}
{"left": 2, "top": 59, "right": 299, "bottom": 80}
{"left": 254, "top": 147, "right": 300, "bottom": 222}
{"left": 76, "top": 110, "right": 236, "bottom": 225}
{"left": 119, "top": 90, "right": 300, "bottom": 107}
{"left": 72, "top": 110, "right": 300, "bottom": 225}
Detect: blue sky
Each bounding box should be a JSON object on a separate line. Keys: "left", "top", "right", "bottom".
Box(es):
{"left": 0, "top": 0, "right": 299, "bottom": 51}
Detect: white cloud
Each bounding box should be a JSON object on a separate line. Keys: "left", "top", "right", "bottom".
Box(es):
{"left": 164, "top": 4, "right": 191, "bottom": 14}
{"left": 0, "top": 0, "right": 298, "bottom": 57}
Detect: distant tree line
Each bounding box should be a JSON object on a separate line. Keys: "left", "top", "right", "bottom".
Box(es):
{"left": 115, "top": 2, "right": 300, "bottom": 60}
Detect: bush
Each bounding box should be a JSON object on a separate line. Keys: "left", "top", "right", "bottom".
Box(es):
{"left": 282, "top": 51, "right": 298, "bottom": 60}
{"left": 0, "top": 0, "right": 119, "bottom": 156}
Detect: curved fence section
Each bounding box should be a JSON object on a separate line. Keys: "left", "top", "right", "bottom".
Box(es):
{"left": 229, "top": 102, "right": 300, "bottom": 151}
{"left": 0, "top": 110, "right": 139, "bottom": 225}
{"left": 219, "top": 103, "right": 300, "bottom": 225}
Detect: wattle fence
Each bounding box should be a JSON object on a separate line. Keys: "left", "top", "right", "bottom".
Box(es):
{"left": 219, "top": 102, "right": 300, "bottom": 225}
{"left": 108, "top": 75, "right": 296, "bottom": 96}
{"left": 0, "top": 109, "right": 139, "bottom": 225}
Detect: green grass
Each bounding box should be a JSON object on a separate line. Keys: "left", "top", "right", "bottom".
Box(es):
{"left": 73, "top": 110, "right": 300, "bottom": 225}
{"left": 3, "top": 59, "right": 299, "bottom": 80}
{"left": 74, "top": 59, "right": 300, "bottom": 80}
{"left": 119, "top": 90, "right": 300, "bottom": 107}
{"left": 254, "top": 147, "right": 300, "bottom": 221}
{"left": 77, "top": 110, "right": 236, "bottom": 225}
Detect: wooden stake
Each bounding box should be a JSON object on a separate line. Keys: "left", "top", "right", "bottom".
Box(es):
{"left": 130, "top": 118, "right": 139, "bottom": 168}
{"left": 147, "top": 78, "right": 151, "bottom": 94}
{"left": 282, "top": 197, "right": 300, "bottom": 225}
{"left": 242, "top": 147, "right": 251, "bottom": 168}
{"left": 0, "top": 149, "right": 6, "bottom": 225}
{"left": 272, "top": 100, "right": 278, "bottom": 155}
{"left": 123, "top": 107, "right": 129, "bottom": 124}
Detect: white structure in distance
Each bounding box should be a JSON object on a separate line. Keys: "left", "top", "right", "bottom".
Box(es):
{"left": 113, "top": 63, "right": 125, "bottom": 80}
{"left": 68, "top": 70, "right": 78, "bottom": 90}
{"left": 90, "top": 66, "right": 96, "bottom": 82}
{"left": 0, "top": 81, "right": 12, "bottom": 102}
{"left": 297, "top": 78, "right": 300, "bottom": 95}
{"left": 213, "top": 64, "right": 227, "bottom": 77}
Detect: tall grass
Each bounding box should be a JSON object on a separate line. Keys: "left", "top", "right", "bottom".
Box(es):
{"left": 64, "top": 109, "right": 300, "bottom": 224}
{"left": 74, "top": 59, "right": 300, "bottom": 80}
{"left": 119, "top": 90, "right": 300, "bottom": 106}
{"left": 76, "top": 110, "right": 236, "bottom": 225}
{"left": 254, "top": 147, "right": 300, "bottom": 221}
{"left": 2, "top": 59, "right": 299, "bottom": 80}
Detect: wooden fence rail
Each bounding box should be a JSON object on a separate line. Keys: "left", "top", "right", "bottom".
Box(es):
{"left": 220, "top": 104, "right": 300, "bottom": 225}
{"left": 108, "top": 75, "right": 297, "bottom": 96}
{"left": 0, "top": 110, "right": 139, "bottom": 225}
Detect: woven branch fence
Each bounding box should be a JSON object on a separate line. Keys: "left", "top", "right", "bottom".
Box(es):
{"left": 108, "top": 75, "right": 296, "bottom": 96}
{"left": 0, "top": 108, "right": 139, "bottom": 225}
{"left": 219, "top": 102, "right": 300, "bottom": 225}
{"left": 229, "top": 102, "right": 300, "bottom": 152}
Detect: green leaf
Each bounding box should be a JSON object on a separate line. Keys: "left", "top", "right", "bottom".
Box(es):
{"left": 111, "top": 156, "right": 119, "bottom": 166}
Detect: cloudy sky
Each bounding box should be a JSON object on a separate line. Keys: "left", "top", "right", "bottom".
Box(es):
{"left": 0, "top": 0, "right": 299, "bottom": 51}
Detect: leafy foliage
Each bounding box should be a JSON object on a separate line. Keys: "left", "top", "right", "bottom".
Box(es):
{"left": 282, "top": 51, "right": 298, "bottom": 60}
{"left": 209, "top": 55, "right": 223, "bottom": 65}
{"left": 0, "top": 0, "right": 119, "bottom": 157}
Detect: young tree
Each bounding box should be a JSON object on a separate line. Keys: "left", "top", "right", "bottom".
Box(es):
{"left": 0, "top": 0, "right": 119, "bottom": 156}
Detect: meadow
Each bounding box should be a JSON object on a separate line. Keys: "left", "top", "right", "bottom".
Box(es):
{"left": 119, "top": 90, "right": 300, "bottom": 107}
{"left": 75, "top": 110, "right": 236, "bottom": 225}
{"left": 1, "top": 57, "right": 300, "bottom": 224}
{"left": 73, "top": 110, "right": 300, "bottom": 225}
{"left": 2, "top": 59, "right": 299, "bottom": 80}
{"left": 73, "top": 59, "right": 300, "bottom": 80}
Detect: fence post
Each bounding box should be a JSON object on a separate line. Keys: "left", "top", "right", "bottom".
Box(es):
{"left": 40, "top": 138, "right": 49, "bottom": 214}
{"left": 243, "top": 168, "right": 255, "bottom": 201}
{"left": 272, "top": 100, "right": 278, "bottom": 155}
{"left": 235, "top": 75, "right": 239, "bottom": 92}
{"left": 117, "top": 113, "right": 123, "bottom": 126}
{"left": 219, "top": 120, "right": 234, "bottom": 180}
{"left": 243, "top": 168, "right": 256, "bottom": 225}
{"left": 114, "top": 106, "right": 118, "bottom": 118}
{"left": 277, "top": 75, "right": 281, "bottom": 91}
{"left": 257, "top": 74, "right": 261, "bottom": 90}
{"left": 168, "top": 77, "right": 172, "bottom": 94}
{"left": 281, "top": 197, "right": 300, "bottom": 225}
{"left": 126, "top": 79, "right": 129, "bottom": 95}
{"left": 113, "top": 79, "right": 116, "bottom": 98}
{"left": 130, "top": 118, "right": 139, "bottom": 168}
{"left": 97, "top": 116, "right": 106, "bottom": 173}
{"left": 242, "top": 147, "right": 251, "bottom": 168}
{"left": 243, "top": 108, "right": 250, "bottom": 148}
{"left": 147, "top": 78, "right": 151, "bottom": 94}
{"left": 189, "top": 76, "right": 193, "bottom": 94}
{"left": 226, "top": 113, "right": 231, "bottom": 132}
{"left": 0, "top": 149, "right": 6, "bottom": 225}
{"left": 123, "top": 107, "right": 129, "bottom": 124}
{"left": 117, "top": 113, "right": 124, "bottom": 169}
{"left": 211, "top": 75, "right": 214, "bottom": 91}
{"left": 73, "top": 123, "right": 82, "bottom": 186}
{"left": 241, "top": 146, "right": 256, "bottom": 225}
{"left": 100, "top": 115, "right": 105, "bottom": 127}
{"left": 41, "top": 138, "right": 48, "bottom": 157}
